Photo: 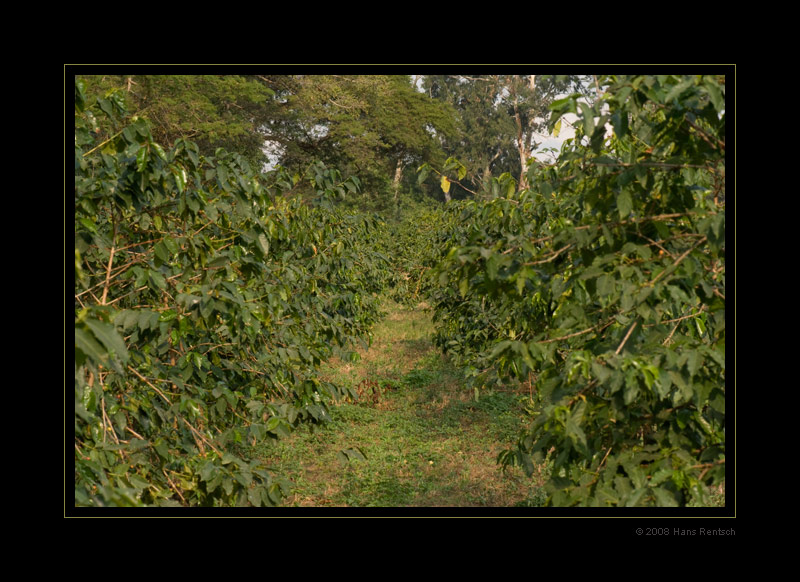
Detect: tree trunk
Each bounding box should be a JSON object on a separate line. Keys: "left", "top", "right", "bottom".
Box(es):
{"left": 392, "top": 159, "right": 403, "bottom": 201}
{"left": 515, "top": 75, "right": 536, "bottom": 189}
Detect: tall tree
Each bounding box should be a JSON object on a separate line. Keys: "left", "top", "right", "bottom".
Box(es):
{"left": 501, "top": 75, "right": 594, "bottom": 187}
{"left": 423, "top": 74, "right": 592, "bottom": 193}
{"left": 75, "top": 75, "right": 277, "bottom": 170}
{"left": 422, "top": 75, "right": 519, "bottom": 197}
{"left": 258, "top": 74, "right": 455, "bottom": 208}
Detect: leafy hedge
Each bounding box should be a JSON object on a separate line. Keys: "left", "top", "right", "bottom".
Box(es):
{"left": 74, "top": 81, "right": 390, "bottom": 507}
{"left": 429, "top": 75, "right": 726, "bottom": 506}
{"left": 374, "top": 198, "right": 457, "bottom": 306}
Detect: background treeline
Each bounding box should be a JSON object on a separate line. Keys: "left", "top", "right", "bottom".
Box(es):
{"left": 76, "top": 74, "right": 592, "bottom": 211}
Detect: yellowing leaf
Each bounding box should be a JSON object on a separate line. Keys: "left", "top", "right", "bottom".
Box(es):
{"left": 553, "top": 119, "right": 562, "bottom": 138}
{"left": 441, "top": 176, "right": 451, "bottom": 194}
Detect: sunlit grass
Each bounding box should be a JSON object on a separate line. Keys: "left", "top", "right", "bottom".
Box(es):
{"left": 254, "top": 297, "right": 544, "bottom": 507}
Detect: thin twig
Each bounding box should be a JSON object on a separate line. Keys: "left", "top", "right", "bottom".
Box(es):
{"left": 82, "top": 128, "right": 125, "bottom": 157}
{"left": 647, "top": 236, "right": 708, "bottom": 288}
{"left": 100, "top": 397, "right": 108, "bottom": 445}
{"left": 101, "top": 396, "right": 120, "bottom": 445}
{"left": 590, "top": 161, "right": 710, "bottom": 169}
{"left": 597, "top": 446, "right": 613, "bottom": 473}
{"left": 520, "top": 212, "right": 696, "bottom": 249}
{"left": 645, "top": 305, "right": 707, "bottom": 329}
{"left": 693, "top": 458, "right": 725, "bottom": 481}
{"left": 75, "top": 443, "right": 90, "bottom": 461}
{"left": 181, "top": 417, "right": 221, "bottom": 456}
{"left": 125, "top": 426, "right": 145, "bottom": 440}
{"left": 684, "top": 116, "right": 725, "bottom": 151}
{"left": 127, "top": 369, "right": 220, "bottom": 456}
{"left": 106, "top": 285, "right": 150, "bottom": 306}
{"left": 540, "top": 319, "right": 615, "bottom": 344}
{"left": 99, "top": 211, "right": 118, "bottom": 305}
{"left": 663, "top": 323, "right": 680, "bottom": 346}
{"left": 163, "top": 469, "right": 187, "bottom": 505}
{"left": 127, "top": 366, "right": 171, "bottom": 405}
{"left": 615, "top": 321, "right": 638, "bottom": 355}
{"left": 523, "top": 244, "right": 574, "bottom": 266}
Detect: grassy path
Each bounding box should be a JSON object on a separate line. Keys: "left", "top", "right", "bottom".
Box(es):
{"left": 254, "top": 298, "right": 544, "bottom": 508}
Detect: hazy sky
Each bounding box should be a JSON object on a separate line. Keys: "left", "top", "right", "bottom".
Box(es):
{"left": 531, "top": 112, "right": 581, "bottom": 163}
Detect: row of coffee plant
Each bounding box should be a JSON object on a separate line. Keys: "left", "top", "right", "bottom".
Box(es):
{"left": 374, "top": 198, "right": 458, "bottom": 307}
{"left": 74, "top": 81, "right": 392, "bottom": 507}
{"left": 427, "top": 75, "right": 727, "bottom": 506}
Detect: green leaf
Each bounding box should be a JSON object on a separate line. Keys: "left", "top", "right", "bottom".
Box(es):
{"left": 610, "top": 110, "right": 628, "bottom": 139}
{"left": 148, "top": 270, "right": 167, "bottom": 291}
{"left": 78, "top": 217, "right": 97, "bottom": 234}
{"left": 459, "top": 277, "right": 469, "bottom": 298}
{"left": 652, "top": 486, "right": 679, "bottom": 507}
{"left": 127, "top": 438, "right": 149, "bottom": 451}
{"left": 139, "top": 310, "right": 160, "bottom": 330}
{"left": 83, "top": 318, "right": 129, "bottom": 365}
{"left": 153, "top": 439, "right": 170, "bottom": 460}
{"left": 597, "top": 274, "right": 615, "bottom": 297}
{"left": 200, "top": 461, "right": 217, "bottom": 482}
{"left": 159, "top": 309, "right": 177, "bottom": 323}
{"left": 75, "top": 327, "right": 107, "bottom": 365}
{"left": 171, "top": 164, "right": 187, "bottom": 193}
{"left": 641, "top": 365, "right": 660, "bottom": 390}
{"left": 136, "top": 147, "right": 149, "bottom": 172}
{"left": 623, "top": 371, "right": 639, "bottom": 405}
{"left": 617, "top": 190, "right": 633, "bottom": 219}
{"left": 258, "top": 233, "right": 270, "bottom": 257}
{"left": 337, "top": 448, "right": 367, "bottom": 463}
{"left": 154, "top": 241, "right": 170, "bottom": 265}
{"left": 591, "top": 361, "right": 613, "bottom": 384}
{"left": 115, "top": 309, "right": 139, "bottom": 331}
{"left": 566, "top": 407, "right": 587, "bottom": 447}
{"left": 417, "top": 163, "right": 430, "bottom": 184}
{"left": 151, "top": 142, "right": 167, "bottom": 161}
{"left": 517, "top": 342, "right": 536, "bottom": 371}
{"left": 579, "top": 102, "right": 595, "bottom": 138}
{"left": 703, "top": 79, "right": 724, "bottom": 113}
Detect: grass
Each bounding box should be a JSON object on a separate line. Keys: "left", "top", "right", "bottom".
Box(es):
{"left": 253, "top": 297, "right": 545, "bottom": 508}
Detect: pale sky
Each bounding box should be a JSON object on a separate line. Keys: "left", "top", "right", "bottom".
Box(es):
{"left": 531, "top": 113, "right": 580, "bottom": 163}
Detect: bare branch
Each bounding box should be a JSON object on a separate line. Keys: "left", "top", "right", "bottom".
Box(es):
{"left": 615, "top": 321, "right": 638, "bottom": 355}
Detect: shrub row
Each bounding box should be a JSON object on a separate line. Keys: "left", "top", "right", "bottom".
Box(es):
{"left": 74, "top": 82, "right": 391, "bottom": 506}
{"left": 426, "top": 75, "right": 726, "bottom": 506}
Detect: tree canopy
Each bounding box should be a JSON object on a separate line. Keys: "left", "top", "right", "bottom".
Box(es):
{"left": 259, "top": 74, "right": 456, "bottom": 207}
{"left": 420, "top": 75, "right": 593, "bottom": 195}
{"left": 76, "top": 73, "right": 457, "bottom": 210}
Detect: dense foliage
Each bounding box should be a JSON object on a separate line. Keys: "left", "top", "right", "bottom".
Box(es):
{"left": 76, "top": 75, "right": 456, "bottom": 208}
{"left": 73, "top": 72, "right": 728, "bottom": 509}
{"left": 265, "top": 75, "right": 456, "bottom": 206}
{"left": 369, "top": 196, "right": 454, "bottom": 306}
{"left": 429, "top": 74, "right": 726, "bottom": 506}
{"left": 77, "top": 75, "right": 277, "bottom": 171}
{"left": 74, "top": 81, "right": 391, "bottom": 506}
